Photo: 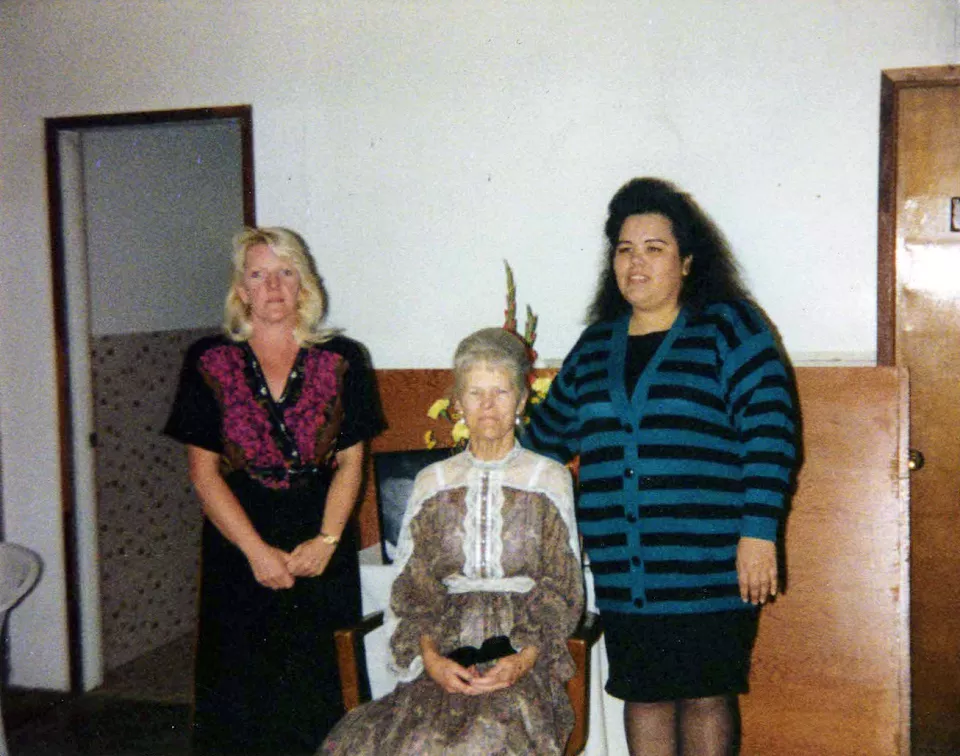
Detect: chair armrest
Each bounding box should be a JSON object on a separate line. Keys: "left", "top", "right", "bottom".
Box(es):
{"left": 334, "top": 611, "right": 385, "bottom": 712}
{"left": 564, "top": 613, "right": 603, "bottom": 756}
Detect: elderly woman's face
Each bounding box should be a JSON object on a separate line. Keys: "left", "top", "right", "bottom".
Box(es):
{"left": 456, "top": 362, "right": 523, "bottom": 448}
{"left": 238, "top": 243, "right": 301, "bottom": 328}
{"left": 614, "top": 213, "right": 691, "bottom": 321}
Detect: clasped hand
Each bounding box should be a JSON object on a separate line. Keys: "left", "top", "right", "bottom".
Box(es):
{"left": 247, "top": 536, "right": 336, "bottom": 589}
{"left": 424, "top": 647, "right": 538, "bottom": 696}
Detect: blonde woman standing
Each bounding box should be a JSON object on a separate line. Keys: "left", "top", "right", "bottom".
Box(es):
{"left": 165, "top": 227, "right": 383, "bottom": 755}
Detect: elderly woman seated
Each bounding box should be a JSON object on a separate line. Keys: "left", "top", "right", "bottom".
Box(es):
{"left": 320, "top": 327, "right": 584, "bottom": 756}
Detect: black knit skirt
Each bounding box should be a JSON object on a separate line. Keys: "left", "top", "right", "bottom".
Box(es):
{"left": 602, "top": 609, "right": 759, "bottom": 702}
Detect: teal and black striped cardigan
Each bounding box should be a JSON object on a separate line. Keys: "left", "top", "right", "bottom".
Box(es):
{"left": 524, "top": 300, "right": 798, "bottom": 616}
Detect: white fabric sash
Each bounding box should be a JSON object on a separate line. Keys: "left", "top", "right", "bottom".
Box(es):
{"left": 442, "top": 575, "right": 536, "bottom": 594}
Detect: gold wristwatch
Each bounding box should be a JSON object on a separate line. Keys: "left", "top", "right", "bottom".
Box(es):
{"left": 318, "top": 532, "right": 340, "bottom": 546}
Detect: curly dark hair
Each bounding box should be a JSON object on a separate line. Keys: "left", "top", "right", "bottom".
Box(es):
{"left": 587, "top": 177, "right": 751, "bottom": 324}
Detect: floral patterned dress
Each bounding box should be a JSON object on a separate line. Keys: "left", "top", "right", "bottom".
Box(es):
{"left": 321, "top": 444, "right": 584, "bottom": 756}
{"left": 164, "top": 334, "right": 383, "bottom": 756}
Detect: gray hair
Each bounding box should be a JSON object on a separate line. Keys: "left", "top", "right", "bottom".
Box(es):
{"left": 453, "top": 327, "right": 531, "bottom": 398}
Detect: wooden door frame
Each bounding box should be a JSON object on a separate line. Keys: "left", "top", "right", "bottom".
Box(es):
{"left": 877, "top": 65, "right": 960, "bottom": 365}
{"left": 44, "top": 105, "right": 255, "bottom": 691}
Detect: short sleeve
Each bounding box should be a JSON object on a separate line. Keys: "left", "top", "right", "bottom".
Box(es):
{"left": 329, "top": 337, "right": 385, "bottom": 451}
{"left": 163, "top": 337, "right": 225, "bottom": 454}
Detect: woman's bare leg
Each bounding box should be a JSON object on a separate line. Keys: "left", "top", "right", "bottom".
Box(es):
{"left": 678, "top": 694, "right": 737, "bottom": 756}
{"left": 623, "top": 700, "right": 678, "bottom": 756}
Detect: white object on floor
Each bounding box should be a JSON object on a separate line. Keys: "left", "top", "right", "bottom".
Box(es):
{"left": 0, "top": 543, "right": 42, "bottom": 756}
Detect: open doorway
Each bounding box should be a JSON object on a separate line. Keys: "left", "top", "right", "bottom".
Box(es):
{"left": 45, "top": 106, "right": 255, "bottom": 693}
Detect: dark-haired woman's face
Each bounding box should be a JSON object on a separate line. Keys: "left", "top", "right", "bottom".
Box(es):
{"left": 613, "top": 213, "right": 691, "bottom": 326}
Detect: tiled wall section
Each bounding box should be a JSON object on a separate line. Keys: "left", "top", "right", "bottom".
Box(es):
{"left": 92, "top": 328, "right": 214, "bottom": 671}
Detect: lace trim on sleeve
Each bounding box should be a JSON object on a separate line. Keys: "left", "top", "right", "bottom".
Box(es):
{"left": 515, "top": 450, "right": 581, "bottom": 566}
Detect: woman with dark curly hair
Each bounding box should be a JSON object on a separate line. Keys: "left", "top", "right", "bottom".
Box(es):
{"left": 525, "top": 178, "right": 798, "bottom": 756}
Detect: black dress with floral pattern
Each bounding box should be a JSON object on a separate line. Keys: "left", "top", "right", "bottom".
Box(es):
{"left": 165, "top": 334, "right": 384, "bottom": 755}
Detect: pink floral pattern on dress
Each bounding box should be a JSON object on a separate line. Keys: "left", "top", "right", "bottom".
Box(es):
{"left": 284, "top": 350, "right": 343, "bottom": 461}
{"left": 200, "top": 345, "right": 283, "bottom": 470}
{"left": 198, "top": 344, "right": 346, "bottom": 490}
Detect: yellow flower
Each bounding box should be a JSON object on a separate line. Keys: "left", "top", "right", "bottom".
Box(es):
{"left": 451, "top": 419, "right": 471, "bottom": 444}
{"left": 424, "top": 430, "right": 437, "bottom": 450}
{"left": 427, "top": 398, "right": 450, "bottom": 420}
{"left": 531, "top": 376, "right": 553, "bottom": 397}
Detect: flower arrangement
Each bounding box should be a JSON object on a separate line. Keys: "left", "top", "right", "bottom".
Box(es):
{"left": 424, "top": 398, "right": 468, "bottom": 450}
{"left": 424, "top": 261, "right": 552, "bottom": 450}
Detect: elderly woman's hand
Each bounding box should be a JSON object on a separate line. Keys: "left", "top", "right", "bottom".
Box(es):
{"left": 468, "top": 647, "right": 539, "bottom": 695}
{"left": 287, "top": 536, "right": 336, "bottom": 578}
{"left": 422, "top": 644, "right": 477, "bottom": 695}
{"left": 736, "top": 536, "right": 778, "bottom": 605}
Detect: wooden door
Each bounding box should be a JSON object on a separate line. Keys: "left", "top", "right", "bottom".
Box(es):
{"left": 879, "top": 65, "right": 960, "bottom": 754}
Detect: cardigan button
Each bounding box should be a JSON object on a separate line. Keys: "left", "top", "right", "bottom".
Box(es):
{"left": 631, "top": 556, "right": 641, "bottom": 566}
{"left": 626, "top": 514, "right": 637, "bottom": 524}
{"left": 624, "top": 468, "right": 635, "bottom": 478}
{"left": 624, "top": 424, "right": 633, "bottom": 433}
{"left": 633, "top": 597, "right": 644, "bottom": 608}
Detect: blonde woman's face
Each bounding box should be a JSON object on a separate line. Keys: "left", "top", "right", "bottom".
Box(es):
{"left": 237, "top": 243, "right": 301, "bottom": 328}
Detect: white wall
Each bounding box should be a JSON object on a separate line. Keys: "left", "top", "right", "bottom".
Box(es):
{"left": 0, "top": 0, "right": 956, "bottom": 689}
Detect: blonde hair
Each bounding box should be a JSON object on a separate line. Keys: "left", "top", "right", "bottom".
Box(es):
{"left": 223, "top": 227, "right": 337, "bottom": 344}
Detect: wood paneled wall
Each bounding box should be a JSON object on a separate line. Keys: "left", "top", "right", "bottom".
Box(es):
{"left": 357, "top": 369, "right": 457, "bottom": 548}
{"left": 741, "top": 367, "right": 909, "bottom": 755}
{"left": 356, "top": 366, "right": 910, "bottom": 755}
